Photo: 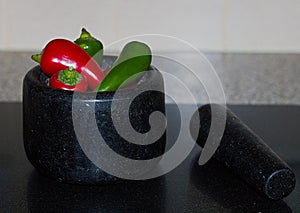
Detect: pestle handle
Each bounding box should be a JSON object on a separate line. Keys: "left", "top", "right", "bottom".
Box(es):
{"left": 194, "top": 104, "right": 296, "bottom": 200}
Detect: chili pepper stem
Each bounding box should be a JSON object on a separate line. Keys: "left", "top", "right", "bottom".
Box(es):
{"left": 58, "top": 67, "right": 82, "bottom": 86}
{"left": 31, "top": 53, "right": 41, "bottom": 63}
{"left": 80, "top": 28, "right": 92, "bottom": 39}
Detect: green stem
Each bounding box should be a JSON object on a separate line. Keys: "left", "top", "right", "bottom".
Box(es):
{"left": 58, "top": 67, "right": 82, "bottom": 86}
{"left": 31, "top": 53, "right": 41, "bottom": 63}
{"left": 80, "top": 28, "right": 92, "bottom": 39}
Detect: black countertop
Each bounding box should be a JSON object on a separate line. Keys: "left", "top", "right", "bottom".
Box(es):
{"left": 0, "top": 103, "right": 299, "bottom": 212}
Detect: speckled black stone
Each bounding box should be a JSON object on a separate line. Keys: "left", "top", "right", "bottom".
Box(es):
{"left": 23, "top": 56, "right": 166, "bottom": 185}
{"left": 193, "top": 104, "right": 296, "bottom": 200}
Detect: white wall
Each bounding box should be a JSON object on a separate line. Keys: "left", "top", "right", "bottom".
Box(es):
{"left": 0, "top": 0, "right": 300, "bottom": 52}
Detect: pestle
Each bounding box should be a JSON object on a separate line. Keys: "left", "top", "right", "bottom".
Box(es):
{"left": 192, "top": 104, "right": 296, "bottom": 200}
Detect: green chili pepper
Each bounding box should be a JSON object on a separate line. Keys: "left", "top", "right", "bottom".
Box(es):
{"left": 95, "top": 41, "right": 152, "bottom": 92}
{"left": 74, "top": 28, "right": 104, "bottom": 66}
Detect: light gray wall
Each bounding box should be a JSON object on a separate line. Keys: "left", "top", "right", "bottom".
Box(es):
{"left": 0, "top": 0, "right": 300, "bottom": 52}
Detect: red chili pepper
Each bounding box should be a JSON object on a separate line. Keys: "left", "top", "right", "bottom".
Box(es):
{"left": 40, "top": 39, "right": 105, "bottom": 90}
{"left": 49, "top": 67, "right": 88, "bottom": 92}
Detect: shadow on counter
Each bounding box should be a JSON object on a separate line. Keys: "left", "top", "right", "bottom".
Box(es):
{"left": 189, "top": 153, "right": 292, "bottom": 212}
{"left": 26, "top": 170, "right": 166, "bottom": 212}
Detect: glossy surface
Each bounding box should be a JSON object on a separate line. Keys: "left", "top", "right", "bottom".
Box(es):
{"left": 0, "top": 103, "right": 299, "bottom": 212}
